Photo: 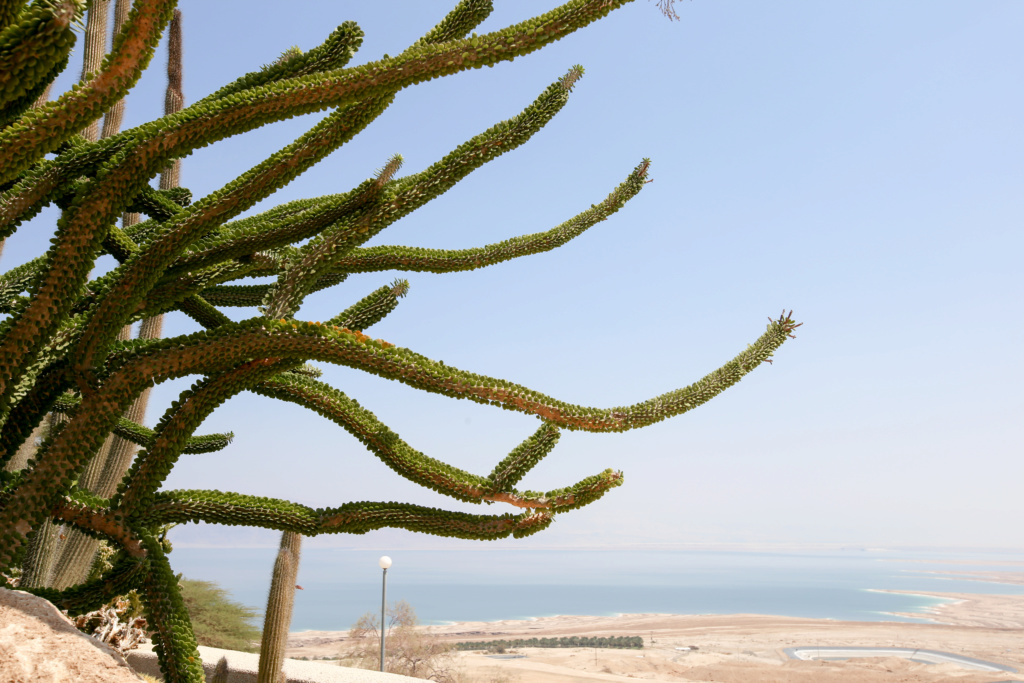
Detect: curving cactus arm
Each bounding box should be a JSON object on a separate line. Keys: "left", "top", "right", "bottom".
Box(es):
{"left": 135, "top": 528, "right": 205, "bottom": 683}
{"left": 137, "top": 491, "right": 557, "bottom": 541}
{"left": 25, "top": 0, "right": 632, "bottom": 389}
{"left": 153, "top": 156, "right": 647, "bottom": 315}
{"left": 50, "top": 393, "right": 233, "bottom": 454}
{"left": 114, "top": 358, "right": 293, "bottom": 513}
{"left": 248, "top": 374, "right": 622, "bottom": 510}
{"left": 27, "top": 552, "right": 149, "bottom": 615}
{"left": 52, "top": 495, "right": 146, "bottom": 558}
{"left": 336, "top": 160, "right": 651, "bottom": 276}
{"left": 0, "top": 0, "right": 178, "bottom": 183}
{"left": 197, "top": 272, "right": 346, "bottom": 309}
{"left": 0, "top": 311, "right": 792, "bottom": 570}
{"left": 0, "top": 2, "right": 799, "bottom": 680}
{"left": 0, "top": 0, "right": 77, "bottom": 125}
{"left": 192, "top": 21, "right": 365, "bottom": 108}
{"left": 412, "top": 0, "right": 494, "bottom": 49}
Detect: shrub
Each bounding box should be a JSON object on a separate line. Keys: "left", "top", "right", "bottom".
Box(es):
{"left": 178, "top": 578, "right": 261, "bottom": 652}
{"left": 342, "top": 600, "right": 458, "bottom": 681}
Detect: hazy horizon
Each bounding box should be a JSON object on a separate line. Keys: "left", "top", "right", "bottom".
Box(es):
{"left": 165, "top": 545, "right": 1024, "bottom": 629}
{"left": 166, "top": 523, "right": 1024, "bottom": 554}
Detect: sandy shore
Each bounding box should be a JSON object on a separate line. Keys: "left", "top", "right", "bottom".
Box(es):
{"left": 287, "top": 586, "right": 1024, "bottom": 682}
{"left": 914, "top": 569, "right": 1024, "bottom": 586}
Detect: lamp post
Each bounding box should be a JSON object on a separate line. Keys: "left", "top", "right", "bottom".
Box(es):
{"left": 378, "top": 555, "right": 392, "bottom": 672}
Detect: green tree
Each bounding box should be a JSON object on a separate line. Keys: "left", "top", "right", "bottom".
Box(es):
{"left": 0, "top": 1, "right": 797, "bottom": 681}
{"left": 179, "top": 578, "right": 261, "bottom": 652}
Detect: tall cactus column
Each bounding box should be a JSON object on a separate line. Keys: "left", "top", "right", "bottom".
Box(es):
{"left": 257, "top": 531, "right": 302, "bottom": 683}
{"left": 20, "top": 0, "right": 118, "bottom": 590}
{"left": 79, "top": 0, "right": 110, "bottom": 142}
{"left": 99, "top": 0, "right": 134, "bottom": 140}
{"left": 18, "top": 412, "right": 63, "bottom": 588}
{"left": 48, "top": 9, "right": 185, "bottom": 591}
{"left": 11, "top": 0, "right": 108, "bottom": 574}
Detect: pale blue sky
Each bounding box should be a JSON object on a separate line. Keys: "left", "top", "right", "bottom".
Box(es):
{"left": 6, "top": 1, "right": 1022, "bottom": 549}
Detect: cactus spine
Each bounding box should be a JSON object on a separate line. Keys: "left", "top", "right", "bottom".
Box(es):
{"left": 257, "top": 532, "right": 302, "bottom": 683}
{"left": 0, "top": 2, "right": 795, "bottom": 681}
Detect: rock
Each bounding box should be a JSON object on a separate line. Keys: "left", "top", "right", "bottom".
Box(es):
{"left": 0, "top": 588, "right": 143, "bottom": 683}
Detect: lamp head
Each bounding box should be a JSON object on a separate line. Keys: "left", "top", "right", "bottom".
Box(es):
{"left": 378, "top": 555, "right": 393, "bottom": 569}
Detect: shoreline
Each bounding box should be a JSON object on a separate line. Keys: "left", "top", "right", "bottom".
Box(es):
{"left": 287, "top": 590, "right": 1024, "bottom": 643}
{"left": 864, "top": 588, "right": 965, "bottom": 624}
{"left": 289, "top": 587, "right": 1024, "bottom": 639}
{"left": 287, "top": 589, "right": 1024, "bottom": 682}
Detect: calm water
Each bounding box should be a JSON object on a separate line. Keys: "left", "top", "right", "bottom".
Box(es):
{"left": 166, "top": 546, "right": 1024, "bottom": 631}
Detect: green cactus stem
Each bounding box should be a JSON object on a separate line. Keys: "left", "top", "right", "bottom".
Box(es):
{"left": 0, "top": 3, "right": 800, "bottom": 681}
{"left": 211, "top": 656, "right": 229, "bottom": 683}
{"left": 0, "top": 0, "right": 29, "bottom": 33}
{"left": 136, "top": 529, "right": 204, "bottom": 683}
{"left": 0, "top": 0, "right": 78, "bottom": 127}
{"left": 47, "top": 324, "right": 133, "bottom": 589}
{"left": 257, "top": 531, "right": 301, "bottom": 683}
{"left": 49, "top": 9, "right": 185, "bottom": 591}
{"left": 29, "top": 551, "right": 149, "bottom": 615}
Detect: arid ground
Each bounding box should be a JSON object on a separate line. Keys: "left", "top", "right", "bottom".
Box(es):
{"left": 286, "top": 570, "right": 1024, "bottom": 682}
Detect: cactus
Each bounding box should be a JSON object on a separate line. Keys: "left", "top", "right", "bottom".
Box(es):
{"left": 48, "top": 7, "right": 182, "bottom": 591}
{"left": 78, "top": 0, "right": 109, "bottom": 142}
{"left": 211, "top": 656, "right": 229, "bottom": 683}
{"left": 257, "top": 531, "right": 301, "bottom": 683}
{"left": 0, "top": 1, "right": 798, "bottom": 682}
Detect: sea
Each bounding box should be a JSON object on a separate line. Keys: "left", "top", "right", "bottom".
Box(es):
{"left": 165, "top": 546, "right": 1024, "bottom": 632}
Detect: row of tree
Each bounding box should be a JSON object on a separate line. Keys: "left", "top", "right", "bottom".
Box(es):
{"left": 454, "top": 635, "right": 644, "bottom": 650}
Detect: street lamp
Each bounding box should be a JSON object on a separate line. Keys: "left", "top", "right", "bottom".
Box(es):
{"left": 378, "top": 555, "right": 392, "bottom": 672}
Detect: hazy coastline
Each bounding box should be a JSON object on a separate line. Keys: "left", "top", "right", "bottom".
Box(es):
{"left": 287, "top": 579, "right": 1024, "bottom": 682}
{"left": 169, "top": 546, "right": 1024, "bottom": 632}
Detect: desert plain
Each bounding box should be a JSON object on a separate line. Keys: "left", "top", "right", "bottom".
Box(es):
{"left": 286, "top": 570, "right": 1024, "bottom": 682}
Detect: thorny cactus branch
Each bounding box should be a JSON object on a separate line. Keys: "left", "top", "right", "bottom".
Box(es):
{"left": 0, "top": 310, "right": 793, "bottom": 570}
{"left": 67, "top": 93, "right": 397, "bottom": 373}
{"left": 334, "top": 160, "right": 649, "bottom": 275}
{"left": 0, "top": 2, "right": 799, "bottom": 681}
{"left": 326, "top": 279, "right": 408, "bottom": 330}
{"left": 115, "top": 358, "right": 290, "bottom": 513}
{"left": 0, "top": 0, "right": 79, "bottom": 127}
{"left": 249, "top": 374, "right": 621, "bottom": 511}
{"left": 135, "top": 528, "right": 205, "bottom": 682}
{"left": 51, "top": 13, "right": 190, "bottom": 587}
{"left": 137, "top": 491, "right": 557, "bottom": 540}
{"left": 0, "top": 0, "right": 176, "bottom": 183}
{"left": 49, "top": 394, "right": 233, "bottom": 454}
{"left": 28, "top": 552, "right": 149, "bottom": 615}
{"left": 51, "top": 496, "right": 146, "bottom": 558}
{"left": 0, "top": 0, "right": 29, "bottom": 32}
